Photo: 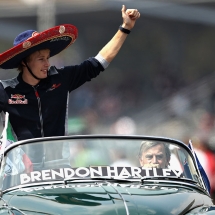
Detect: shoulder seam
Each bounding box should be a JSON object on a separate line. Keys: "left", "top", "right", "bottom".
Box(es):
{"left": 0, "top": 77, "right": 19, "bottom": 89}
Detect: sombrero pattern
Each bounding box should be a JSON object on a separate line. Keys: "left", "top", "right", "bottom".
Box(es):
{"left": 0, "top": 24, "right": 78, "bottom": 69}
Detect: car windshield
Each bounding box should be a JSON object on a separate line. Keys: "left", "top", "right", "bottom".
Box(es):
{"left": 0, "top": 136, "right": 203, "bottom": 191}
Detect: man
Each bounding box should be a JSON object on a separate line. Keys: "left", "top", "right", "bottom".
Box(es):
{"left": 0, "top": 5, "right": 140, "bottom": 142}
{"left": 139, "top": 141, "right": 171, "bottom": 168}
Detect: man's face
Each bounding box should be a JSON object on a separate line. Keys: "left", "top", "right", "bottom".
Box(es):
{"left": 139, "top": 143, "right": 168, "bottom": 168}
{"left": 25, "top": 49, "right": 50, "bottom": 79}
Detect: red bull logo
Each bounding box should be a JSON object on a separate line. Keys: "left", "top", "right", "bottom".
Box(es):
{"left": 8, "top": 94, "right": 28, "bottom": 104}
{"left": 46, "top": 83, "right": 61, "bottom": 92}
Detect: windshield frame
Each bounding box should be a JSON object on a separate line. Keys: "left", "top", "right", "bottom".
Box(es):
{"left": 0, "top": 135, "right": 208, "bottom": 193}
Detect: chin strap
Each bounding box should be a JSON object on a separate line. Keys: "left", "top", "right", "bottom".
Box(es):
{"left": 23, "top": 60, "right": 42, "bottom": 81}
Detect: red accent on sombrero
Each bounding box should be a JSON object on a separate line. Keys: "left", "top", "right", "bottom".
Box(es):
{"left": 0, "top": 24, "right": 78, "bottom": 69}
{"left": 23, "top": 41, "right": 31, "bottom": 49}
{"left": 32, "top": 32, "right": 39, "bottom": 37}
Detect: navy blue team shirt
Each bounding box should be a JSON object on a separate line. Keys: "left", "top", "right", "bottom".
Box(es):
{"left": 0, "top": 57, "right": 104, "bottom": 141}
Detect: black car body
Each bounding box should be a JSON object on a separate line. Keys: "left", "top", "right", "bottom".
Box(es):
{"left": 0, "top": 135, "right": 214, "bottom": 215}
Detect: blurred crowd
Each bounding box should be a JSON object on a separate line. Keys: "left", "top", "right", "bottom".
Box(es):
{"left": 66, "top": 68, "right": 215, "bottom": 200}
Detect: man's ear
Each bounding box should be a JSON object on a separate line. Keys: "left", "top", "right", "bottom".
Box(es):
{"left": 166, "top": 161, "right": 170, "bottom": 167}
{"left": 139, "top": 159, "right": 143, "bottom": 166}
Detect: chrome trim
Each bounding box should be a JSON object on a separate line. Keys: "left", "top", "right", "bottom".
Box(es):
{"left": 2, "top": 178, "right": 209, "bottom": 197}
{"left": 106, "top": 182, "right": 130, "bottom": 215}
{"left": 188, "top": 140, "right": 208, "bottom": 193}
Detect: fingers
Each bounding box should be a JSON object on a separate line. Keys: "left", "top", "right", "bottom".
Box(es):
{"left": 121, "top": 5, "right": 126, "bottom": 14}
{"left": 121, "top": 5, "right": 140, "bottom": 28}
{"left": 127, "top": 9, "right": 140, "bottom": 20}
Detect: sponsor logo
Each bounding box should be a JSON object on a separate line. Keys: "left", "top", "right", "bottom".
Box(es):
{"left": 46, "top": 83, "right": 61, "bottom": 92}
{"left": 8, "top": 94, "right": 28, "bottom": 104}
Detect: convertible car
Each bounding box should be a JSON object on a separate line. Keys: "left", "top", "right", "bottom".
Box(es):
{"left": 0, "top": 135, "right": 214, "bottom": 215}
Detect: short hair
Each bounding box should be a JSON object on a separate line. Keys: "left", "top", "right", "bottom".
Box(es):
{"left": 138, "top": 141, "right": 171, "bottom": 162}
{"left": 17, "top": 55, "right": 30, "bottom": 73}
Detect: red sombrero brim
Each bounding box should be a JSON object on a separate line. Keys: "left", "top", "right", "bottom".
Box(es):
{"left": 0, "top": 24, "right": 78, "bottom": 69}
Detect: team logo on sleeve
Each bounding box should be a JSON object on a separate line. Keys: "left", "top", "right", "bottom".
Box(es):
{"left": 8, "top": 94, "right": 28, "bottom": 104}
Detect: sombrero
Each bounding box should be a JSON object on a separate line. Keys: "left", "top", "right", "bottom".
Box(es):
{"left": 0, "top": 24, "right": 78, "bottom": 69}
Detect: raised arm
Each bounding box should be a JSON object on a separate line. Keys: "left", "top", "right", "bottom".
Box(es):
{"left": 98, "top": 5, "right": 140, "bottom": 63}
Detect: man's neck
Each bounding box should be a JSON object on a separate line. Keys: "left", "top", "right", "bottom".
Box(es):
{"left": 22, "top": 71, "right": 40, "bottom": 86}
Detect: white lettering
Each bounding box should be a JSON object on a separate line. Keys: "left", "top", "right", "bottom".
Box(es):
{"left": 119, "top": 167, "right": 131, "bottom": 178}
{"left": 19, "top": 166, "right": 185, "bottom": 186}
{"left": 161, "top": 187, "right": 178, "bottom": 191}
{"left": 120, "top": 184, "right": 131, "bottom": 188}
{"left": 97, "top": 183, "right": 105, "bottom": 187}
{"left": 20, "top": 174, "right": 31, "bottom": 184}
{"left": 131, "top": 167, "right": 142, "bottom": 178}
{"left": 44, "top": 186, "right": 53, "bottom": 189}
{"left": 153, "top": 168, "right": 158, "bottom": 176}
{"left": 31, "top": 171, "right": 41, "bottom": 182}
{"left": 42, "top": 170, "right": 51, "bottom": 180}
{"left": 106, "top": 166, "right": 118, "bottom": 177}
{"left": 130, "top": 185, "right": 141, "bottom": 188}
{"left": 51, "top": 169, "right": 64, "bottom": 179}
{"left": 90, "top": 167, "right": 102, "bottom": 177}
{"left": 53, "top": 185, "right": 66, "bottom": 189}
{"left": 34, "top": 187, "right": 44, "bottom": 191}
{"left": 171, "top": 169, "right": 183, "bottom": 177}
{"left": 162, "top": 169, "right": 171, "bottom": 176}
{"left": 76, "top": 167, "right": 90, "bottom": 177}
{"left": 64, "top": 168, "right": 75, "bottom": 178}
{"left": 142, "top": 167, "right": 152, "bottom": 176}
{"left": 107, "top": 183, "right": 118, "bottom": 187}
{"left": 76, "top": 184, "right": 91, "bottom": 188}
{"left": 20, "top": 188, "right": 34, "bottom": 192}
{"left": 144, "top": 186, "right": 158, "bottom": 190}
{"left": 8, "top": 99, "right": 28, "bottom": 104}
{"left": 66, "top": 184, "right": 76, "bottom": 188}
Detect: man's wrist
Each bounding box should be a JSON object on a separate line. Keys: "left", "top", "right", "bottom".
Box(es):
{"left": 119, "top": 25, "right": 131, "bottom": 34}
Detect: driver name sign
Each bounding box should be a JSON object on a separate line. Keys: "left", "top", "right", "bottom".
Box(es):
{"left": 20, "top": 166, "right": 183, "bottom": 185}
